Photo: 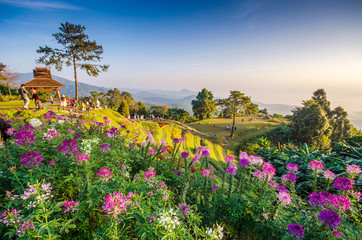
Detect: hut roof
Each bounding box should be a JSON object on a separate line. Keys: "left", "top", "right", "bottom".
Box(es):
{"left": 23, "top": 68, "right": 66, "bottom": 88}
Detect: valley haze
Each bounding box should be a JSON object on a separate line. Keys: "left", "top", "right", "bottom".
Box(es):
{"left": 18, "top": 73, "right": 362, "bottom": 130}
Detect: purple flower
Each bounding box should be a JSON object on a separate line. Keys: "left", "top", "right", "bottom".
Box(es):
{"left": 104, "top": 126, "right": 119, "bottom": 138}
{"left": 334, "top": 177, "right": 353, "bottom": 191}
{"left": 101, "top": 144, "right": 111, "bottom": 152}
{"left": 20, "top": 151, "right": 44, "bottom": 168}
{"left": 57, "top": 139, "right": 79, "bottom": 155}
{"left": 173, "top": 138, "right": 180, "bottom": 143}
{"left": 226, "top": 163, "right": 237, "bottom": 175}
{"left": 282, "top": 173, "right": 297, "bottom": 185}
{"left": 181, "top": 151, "right": 189, "bottom": 159}
{"left": 173, "top": 170, "right": 184, "bottom": 176}
{"left": 286, "top": 163, "right": 298, "bottom": 173}
{"left": 308, "top": 192, "right": 331, "bottom": 207}
{"left": 318, "top": 210, "right": 340, "bottom": 229}
{"left": 211, "top": 185, "right": 218, "bottom": 191}
{"left": 288, "top": 223, "right": 305, "bottom": 240}
{"left": 178, "top": 204, "right": 190, "bottom": 215}
{"left": 14, "top": 130, "right": 36, "bottom": 146}
{"left": 239, "top": 158, "right": 249, "bottom": 167}
{"left": 277, "top": 185, "right": 288, "bottom": 192}
{"left": 201, "top": 150, "right": 210, "bottom": 158}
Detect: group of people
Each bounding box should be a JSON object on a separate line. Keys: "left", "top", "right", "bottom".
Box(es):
{"left": 18, "top": 84, "right": 41, "bottom": 109}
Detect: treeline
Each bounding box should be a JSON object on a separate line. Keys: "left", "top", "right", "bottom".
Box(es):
{"left": 239, "top": 89, "right": 360, "bottom": 151}
{"left": 81, "top": 89, "right": 192, "bottom": 123}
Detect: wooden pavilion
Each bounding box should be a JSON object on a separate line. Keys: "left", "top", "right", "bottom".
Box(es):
{"left": 23, "top": 68, "right": 66, "bottom": 103}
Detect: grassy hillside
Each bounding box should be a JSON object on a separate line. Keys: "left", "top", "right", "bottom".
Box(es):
{"left": 188, "top": 116, "right": 284, "bottom": 150}
{"left": 0, "top": 107, "right": 229, "bottom": 164}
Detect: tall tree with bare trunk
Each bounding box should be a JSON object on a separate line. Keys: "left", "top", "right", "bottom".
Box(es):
{"left": 0, "top": 63, "right": 19, "bottom": 95}
{"left": 36, "top": 22, "right": 109, "bottom": 101}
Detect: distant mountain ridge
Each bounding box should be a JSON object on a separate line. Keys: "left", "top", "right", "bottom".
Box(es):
{"left": 16, "top": 73, "right": 361, "bottom": 129}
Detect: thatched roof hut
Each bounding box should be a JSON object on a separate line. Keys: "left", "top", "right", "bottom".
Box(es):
{"left": 23, "top": 68, "right": 66, "bottom": 88}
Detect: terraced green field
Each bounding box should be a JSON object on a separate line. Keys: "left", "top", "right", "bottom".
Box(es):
{"left": 188, "top": 117, "right": 284, "bottom": 149}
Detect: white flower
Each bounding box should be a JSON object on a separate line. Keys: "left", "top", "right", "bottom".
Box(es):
{"left": 158, "top": 209, "right": 180, "bottom": 232}
{"left": 29, "top": 118, "right": 42, "bottom": 128}
{"left": 57, "top": 119, "right": 65, "bottom": 125}
{"left": 206, "top": 224, "right": 224, "bottom": 239}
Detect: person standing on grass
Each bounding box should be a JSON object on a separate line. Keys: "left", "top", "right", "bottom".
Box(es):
{"left": 31, "top": 89, "right": 41, "bottom": 109}
{"left": 18, "top": 84, "right": 29, "bottom": 109}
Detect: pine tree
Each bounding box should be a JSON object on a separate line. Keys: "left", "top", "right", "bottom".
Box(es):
{"left": 37, "top": 22, "right": 109, "bottom": 101}
{"left": 118, "top": 99, "right": 129, "bottom": 117}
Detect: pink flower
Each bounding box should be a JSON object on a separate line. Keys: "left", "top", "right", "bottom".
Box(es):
{"left": 350, "top": 191, "right": 361, "bottom": 201}
{"left": 262, "top": 162, "right": 276, "bottom": 179}
{"left": 277, "top": 192, "right": 291, "bottom": 205}
{"left": 333, "top": 231, "right": 342, "bottom": 237}
{"left": 346, "top": 164, "right": 361, "bottom": 179}
{"left": 160, "top": 139, "right": 167, "bottom": 146}
{"left": 239, "top": 152, "right": 248, "bottom": 159}
{"left": 97, "top": 167, "right": 113, "bottom": 182}
{"left": 144, "top": 167, "right": 156, "bottom": 182}
{"left": 160, "top": 147, "right": 167, "bottom": 154}
{"left": 309, "top": 160, "right": 323, "bottom": 171}
{"left": 254, "top": 170, "right": 267, "bottom": 180}
{"left": 149, "top": 148, "right": 156, "bottom": 155}
{"left": 62, "top": 199, "right": 79, "bottom": 213}
{"left": 329, "top": 195, "right": 351, "bottom": 211}
{"left": 76, "top": 152, "right": 90, "bottom": 162}
{"left": 268, "top": 180, "right": 279, "bottom": 189}
{"left": 225, "top": 155, "right": 235, "bottom": 164}
{"left": 286, "top": 163, "right": 298, "bottom": 173}
{"left": 324, "top": 170, "right": 336, "bottom": 181}
{"left": 102, "top": 192, "right": 132, "bottom": 217}
{"left": 202, "top": 167, "right": 214, "bottom": 177}
{"left": 249, "top": 156, "right": 263, "bottom": 166}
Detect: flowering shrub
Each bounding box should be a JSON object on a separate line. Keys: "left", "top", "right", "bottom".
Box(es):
{"left": 0, "top": 110, "right": 360, "bottom": 239}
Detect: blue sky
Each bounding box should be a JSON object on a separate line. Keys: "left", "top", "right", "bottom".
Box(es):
{"left": 0, "top": 0, "right": 362, "bottom": 111}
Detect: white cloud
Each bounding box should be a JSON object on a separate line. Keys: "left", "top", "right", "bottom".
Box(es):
{"left": 0, "top": 0, "right": 83, "bottom": 10}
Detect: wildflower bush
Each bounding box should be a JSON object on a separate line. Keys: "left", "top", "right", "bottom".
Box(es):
{"left": 0, "top": 110, "right": 361, "bottom": 239}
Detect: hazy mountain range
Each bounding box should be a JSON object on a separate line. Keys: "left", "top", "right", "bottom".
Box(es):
{"left": 18, "top": 73, "right": 361, "bottom": 130}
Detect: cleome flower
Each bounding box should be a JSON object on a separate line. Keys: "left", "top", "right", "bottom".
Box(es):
{"left": 97, "top": 167, "right": 113, "bottom": 182}
{"left": 158, "top": 208, "right": 181, "bottom": 233}
{"left": 206, "top": 224, "right": 224, "bottom": 239}
{"left": 62, "top": 199, "right": 79, "bottom": 213}
{"left": 102, "top": 192, "right": 132, "bottom": 217}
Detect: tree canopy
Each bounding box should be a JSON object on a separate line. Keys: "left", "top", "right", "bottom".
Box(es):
{"left": 118, "top": 98, "right": 129, "bottom": 117}
{"left": 220, "top": 90, "right": 251, "bottom": 138}
{"left": 191, "top": 88, "right": 216, "bottom": 120}
{"left": 289, "top": 89, "right": 354, "bottom": 148}
{"left": 0, "top": 63, "right": 18, "bottom": 95}
{"left": 37, "top": 22, "right": 109, "bottom": 101}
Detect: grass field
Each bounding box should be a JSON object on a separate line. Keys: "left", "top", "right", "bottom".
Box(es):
{"left": 0, "top": 104, "right": 230, "bottom": 167}
{"left": 188, "top": 116, "right": 284, "bottom": 149}
{"left": 0, "top": 100, "right": 61, "bottom": 110}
